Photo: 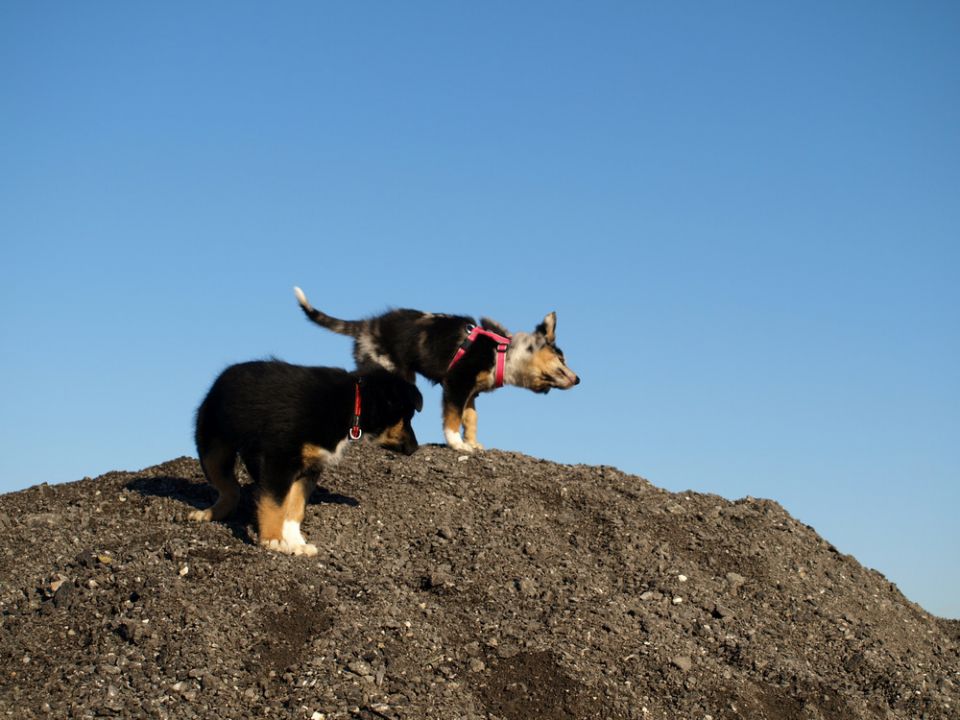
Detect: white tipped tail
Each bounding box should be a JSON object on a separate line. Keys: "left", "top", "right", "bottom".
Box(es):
{"left": 293, "top": 286, "right": 310, "bottom": 309}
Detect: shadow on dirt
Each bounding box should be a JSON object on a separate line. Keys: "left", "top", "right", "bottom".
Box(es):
{"left": 125, "top": 474, "right": 359, "bottom": 546}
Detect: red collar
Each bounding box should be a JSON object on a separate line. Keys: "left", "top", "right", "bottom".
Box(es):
{"left": 349, "top": 381, "right": 362, "bottom": 440}
{"left": 447, "top": 325, "right": 511, "bottom": 388}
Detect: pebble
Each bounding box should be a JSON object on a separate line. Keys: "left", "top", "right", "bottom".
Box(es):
{"left": 671, "top": 655, "right": 693, "bottom": 672}
{"left": 726, "top": 572, "right": 746, "bottom": 592}
{"left": 346, "top": 659, "right": 373, "bottom": 678}
{"left": 517, "top": 577, "right": 538, "bottom": 597}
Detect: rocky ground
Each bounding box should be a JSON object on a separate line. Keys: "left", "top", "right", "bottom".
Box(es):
{"left": 0, "top": 443, "right": 956, "bottom": 719}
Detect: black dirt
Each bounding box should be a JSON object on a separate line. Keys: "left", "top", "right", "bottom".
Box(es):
{"left": 0, "top": 444, "right": 956, "bottom": 719}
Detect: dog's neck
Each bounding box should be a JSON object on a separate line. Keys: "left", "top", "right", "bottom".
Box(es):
{"left": 501, "top": 331, "right": 532, "bottom": 388}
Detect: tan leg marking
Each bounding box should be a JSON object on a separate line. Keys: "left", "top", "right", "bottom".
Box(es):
{"left": 443, "top": 400, "right": 471, "bottom": 452}
{"left": 257, "top": 474, "right": 318, "bottom": 556}
{"left": 189, "top": 443, "right": 240, "bottom": 522}
{"left": 463, "top": 396, "right": 483, "bottom": 450}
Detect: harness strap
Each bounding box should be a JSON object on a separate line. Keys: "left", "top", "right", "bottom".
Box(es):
{"left": 448, "top": 325, "right": 511, "bottom": 388}
{"left": 348, "top": 381, "right": 362, "bottom": 441}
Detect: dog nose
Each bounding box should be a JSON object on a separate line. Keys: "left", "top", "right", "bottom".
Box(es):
{"left": 574, "top": 375, "right": 581, "bottom": 385}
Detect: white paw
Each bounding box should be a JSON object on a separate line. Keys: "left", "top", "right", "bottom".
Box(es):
{"left": 444, "top": 428, "right": 473, "bottom": 452}
{"left": 188, "top": 509, "right": 212, "bottom": 522}
{"left": 260, "top": 538, "right": 318, "bottom": 556}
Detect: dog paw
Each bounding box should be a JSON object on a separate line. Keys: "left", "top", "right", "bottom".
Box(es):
{"left": 466, "top": 440, "right": 485, "bottom": 451}
{"left": 188, "top": 509, "right": 212, "bottom": 522}
{"left": 260, "top": 539, "right": 318, "bottom": 556}
{"left": 444, "top": 429, "right": 473, "bottom": 452}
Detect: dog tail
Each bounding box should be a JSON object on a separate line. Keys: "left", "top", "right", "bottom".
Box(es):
{"left": 293, "top": 286, "right": 364, "bottom": 337}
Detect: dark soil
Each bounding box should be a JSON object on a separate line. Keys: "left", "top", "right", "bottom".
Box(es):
{"left": 1, "top": 444, "right": 956, "bottom": 719}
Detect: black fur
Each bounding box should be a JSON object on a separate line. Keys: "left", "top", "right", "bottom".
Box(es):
{"left": 192, "top": 360, "right": 422, "bottom": 551}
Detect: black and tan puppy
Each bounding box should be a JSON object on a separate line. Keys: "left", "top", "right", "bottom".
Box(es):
{"left": 191, "top": 360, "right": 422, "bottom": 555}
{"left": 293, "top": 287, "right": 579, "bottom": 453}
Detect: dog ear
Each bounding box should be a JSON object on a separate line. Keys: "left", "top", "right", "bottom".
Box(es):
{"left": 407, "top": 383, "right": 424, "bottom": 413}
{"left": 535, "top": 312, "right": 557, "bottom": 343}
{"left": 480, "top": 317, "right": 511, "bottom": 337}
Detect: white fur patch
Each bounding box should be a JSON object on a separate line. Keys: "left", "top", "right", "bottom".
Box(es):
{"left": 261, "top": 537, "right": 318, "bottom": 556}
{"left": 282, "top": 519, "right": 306, "bottom": 546}
{"left": 293, "top": 286, "right": 309, "bottom": 308}
{"left": 304, "top": 439, "right": 349, "bottom": 466}
{"left": 357, "top": 335, "right": 397, "bottom": 372}
{"left": 325, "top": 438, "right": 349, "bottom": 465}
{"left": 445, "top": 428, "right": 473, "bottom": 452}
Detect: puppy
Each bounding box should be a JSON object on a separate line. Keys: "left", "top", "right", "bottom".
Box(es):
{"left": 190, "top": 360, "right": 423, "bottom": 555}
{"left": 293, "top": 287, "right": 579, "bottom": 453}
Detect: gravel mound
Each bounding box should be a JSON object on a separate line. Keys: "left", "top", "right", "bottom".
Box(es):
{"left": 1, "top": 444, "right": 956, "bottom": 719}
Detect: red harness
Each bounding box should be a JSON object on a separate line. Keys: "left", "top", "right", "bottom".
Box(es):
{"left": 447, "top": 324, "right": 511, "bottom": 388}
{"left": 349, "top": 381, "right": 362, "bottom": 441}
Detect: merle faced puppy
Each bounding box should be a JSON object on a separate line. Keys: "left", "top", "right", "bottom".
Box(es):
{"left": 293, "top": 287, "right": 579, "bottom": 452}
{"left": 191, "top": 360, "right": 422, "bottom": 555}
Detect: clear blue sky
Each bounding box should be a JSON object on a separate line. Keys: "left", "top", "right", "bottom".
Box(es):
{"left": 2, "top": 2, "right": 957, "bottom": 617}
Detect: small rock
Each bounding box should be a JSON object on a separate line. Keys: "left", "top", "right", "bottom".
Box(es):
{"left": 53, "top": 582, "right": 74, "bottom": 608}
{"left": 672, "top": 596, "right": 684, "bottom": 605}
{"left": 726, "top": 573, "right": 746, "bottom": 592}
{"left": 639, "top": 591, "right": 656, "bottom": 601}
{"left": 469, "top": 658, "right": 486, "bottom": 673}
{"left": 517, "top": 577, "right": 538, "bottom": 597}
{"left": 671, "top": 655, "right": 693, "bottom": 672}
{"left": 347, "top": 659, "right": 373, "bottom": 677}
{"left": 437, "top": 526, "right": 455, "bottom": 540}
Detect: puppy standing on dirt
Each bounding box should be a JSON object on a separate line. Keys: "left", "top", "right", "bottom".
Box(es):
{"left": 293, "top": 287, "right": 580, "bottom": 453}
{"left": 191, "top": 360, "right": 423, "bottom": 555}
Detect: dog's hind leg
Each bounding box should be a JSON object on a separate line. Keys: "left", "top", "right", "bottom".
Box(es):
{"left": 190, "top": 440, "right": 241, "bottom": 522}
{"left": 462, "top": 394, "right": 484, "bottom": 451}
{"left": 257, "top": 458, "right": 320, "bottom": 556}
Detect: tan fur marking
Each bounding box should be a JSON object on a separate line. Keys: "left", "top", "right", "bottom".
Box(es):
{"left": 542, "top": 312, "right": 557, "bottom": 343}
{"left": 474, "top": 370, "right": 492, "bottom": 392}
{"left": 533, "top": 347, "right": 556, "bottom": 373}
{"left": 257, "top": 494, "right": 285, "bottom": 545}
{"left": 302, "top": 443, "right": 330, "bottom": 465}
{"left": 376, "top": 420, "right": 407, "bottom": 449}
{"left": 257, "top": 475, "right": 315, "bottom": 545}
{"left": 463, "top": 398, "right": 480, "bottom": 447}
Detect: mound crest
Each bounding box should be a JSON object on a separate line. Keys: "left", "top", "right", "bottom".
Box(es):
{"left": 1, "top": 444, "right": 957, "bottom": 719}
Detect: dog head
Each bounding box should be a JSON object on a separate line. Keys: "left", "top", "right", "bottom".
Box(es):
{"left": 487, "top": 312, "right": 580, "bottom": 393}
{"left": 357, "top": 370, "right": 423, "bottom": 455}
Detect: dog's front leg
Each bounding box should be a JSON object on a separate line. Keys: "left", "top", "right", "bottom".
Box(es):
{"left": 462, "top": 394, "right": 484, "bottom": 451}
{"left": 442, "top": 386, "right": 473, "bottom": 452}
{"left": 258, "top": 461, "right": 320, "bottom": 556}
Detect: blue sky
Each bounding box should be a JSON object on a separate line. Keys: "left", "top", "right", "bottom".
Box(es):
{"left": 2, "top": 2, "right": 957, "bottom": 617}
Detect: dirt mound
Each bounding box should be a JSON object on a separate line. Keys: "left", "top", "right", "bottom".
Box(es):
{"left": 1, "top": 445, "right": 956, "bottom": 719}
